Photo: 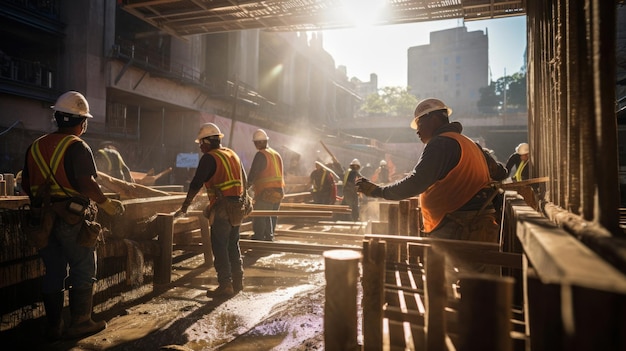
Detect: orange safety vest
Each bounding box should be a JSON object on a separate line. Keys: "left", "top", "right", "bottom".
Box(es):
{"left": 26, "top": 134, "right": 82, "bottom": 198}
{"left": 253, "top": 147, "right": 284, "bottom": 194}
{"left": 203, "top": 147, "right": 244, "bottom": 205}
{"left": 420, "top": 132, "right": 490, "bottom": 232}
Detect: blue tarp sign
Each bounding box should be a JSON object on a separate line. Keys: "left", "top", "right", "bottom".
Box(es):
{"left": 176, "top": 153, "right": 199, "bottom": 168}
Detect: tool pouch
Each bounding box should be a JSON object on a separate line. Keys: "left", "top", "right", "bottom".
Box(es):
{"left": 77, "top": 219, "right": 103, "bottom": 247}
{"left": 21, "top": 204, "right": 56, "bottom": 249}
{"left": 259, "top": 188, "right": 284, "bottom": 204}
{"left": 52, "top": 196, "right": 89, "bottom": 225}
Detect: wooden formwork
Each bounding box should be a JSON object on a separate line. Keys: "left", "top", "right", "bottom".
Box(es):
{"left": 359, "top": 198, "right": 526, "bottom": 351}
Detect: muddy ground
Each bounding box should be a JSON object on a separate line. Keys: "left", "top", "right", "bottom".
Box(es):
{"left": 3, "top": 249, "right": 336, "bottom": 351}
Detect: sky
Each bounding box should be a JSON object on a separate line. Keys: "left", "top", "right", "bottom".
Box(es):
{"left": 320, "top": 16, "right": 527, "bottom": 88}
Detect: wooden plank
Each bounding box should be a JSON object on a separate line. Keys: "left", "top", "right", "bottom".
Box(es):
{"left": 248, "top": 210, "right": 333, "bottom": 217}
{"left": 517, "top": 218, "right": 626, "bottom": 293}
{"left": 279, "top": 203, "right": 352, "bottom": 213}
{"left": 239, "top": 239, "right": 360, "bottom": 255}
{"left": 154, "top": 213, "right": 173, "bottom": 285}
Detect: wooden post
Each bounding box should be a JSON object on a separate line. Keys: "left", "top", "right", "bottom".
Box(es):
{"left": 408, "top": 197, "right": 421, "bottom": 237}
{"left": 379, "top": 202, "right": 391, "bottom": 222}
{"left": 362, "top": 239, "right": 386, "bottom": 351}
{"left": 424, "top": 246, "right": 446, "bottom": 351}
{"left": 409, "top": 208, "right": 421, "bottom": 237}
{"left": 458, "top": 274, "right": 514, "bottom": 351}
{"left": 387, "top": 203, "right": 400, "bottom": 262}
{"left": 198, "top": 214, "right": 213, "bottom": 266}
{"left": 324, "top": 249, "right": 362, "bottom": 351}
{"left": 399, "top": 200, "right": 410, "bottom": 235}
{"left": 154, "top": 213, "right": 173, "bottom": 285}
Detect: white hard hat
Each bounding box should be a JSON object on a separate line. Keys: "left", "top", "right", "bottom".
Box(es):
{"left": 195, "top": 123, "right": 224, "bottom": 143}
{"left": 51, "top": 91, "right": 93, "bottom": 118}
{"left": 515, "top": 142, "right": 529, "bottom": 155}
{"left": 410, "top": 98, "right": 452, "bottom": 129}
{"left": 252, "top": 129, "right": 269, "bottom": 141}
{"left": 380, "top": 160, "right": 387, "bottom": 166}
{"left": 350, "top": 158, "right": 361, "bottom": 167}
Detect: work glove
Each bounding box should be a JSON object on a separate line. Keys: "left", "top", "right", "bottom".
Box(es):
{"left": 355, "top": 177, "right": 383, "bottom": 197}
{"left": 98, "top": 198, "right": 125, "bottom": 216}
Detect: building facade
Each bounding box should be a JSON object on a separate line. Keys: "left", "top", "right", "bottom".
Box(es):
{"left": 407, "top": 26, "right": 489, "bottom": 115}
{"left": 0, "top": 0, "right": 361, "bottom": 179}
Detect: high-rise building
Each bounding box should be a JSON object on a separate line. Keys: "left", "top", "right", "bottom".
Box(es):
{"left": 407, "top": 26, "right": 488, "bottom": 115}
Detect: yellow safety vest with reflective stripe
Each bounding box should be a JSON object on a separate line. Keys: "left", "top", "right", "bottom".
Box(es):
{"left": 513, "top": 160, "right": 527, "bottom": 182}
{"left": 203, "top": 147, "right": 244, "bottom": 203}
{"left": 253, "top": 147, "right": 284, "bottom": 194}
{"left": 27, "top": 134, "right": 81, "bottom": 197}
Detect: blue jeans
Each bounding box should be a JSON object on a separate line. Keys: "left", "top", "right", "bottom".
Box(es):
{"left": 39, "top": 219, "right": 97, "bottom": 294}
{"left": 211, "top": 215, "right": 243, "bottom": 284}
{"left": 251, "top": 199, "right": 279, "bottom": 241}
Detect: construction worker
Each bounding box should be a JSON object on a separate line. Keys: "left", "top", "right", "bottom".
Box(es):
{"left": 505, "top": 142, "right": 530, "bottom": 181}
{"left": 22, "top": 91, "right": 125, "bottom": 340}
{"left": 341, "top": 158, "right": 362, "bottom": 221}
{"left": 94, "top": 141, "right": 134, "bottom": 182}
{"left": 175, "top": 123, "right": 246, "bottom": 298}
{"left": 356, "top": 98, "right": 504, "bottom": 276}
{"left": 247, "top": 129, "right": 285, "bottom": 241}
{"left": 372, "top": 159, "right": 390, "bottom": 183}
{"left": 308, "top": 161, "right": 337, "bottom": 205}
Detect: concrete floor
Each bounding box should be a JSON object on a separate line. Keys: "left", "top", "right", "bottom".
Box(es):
{"left": 3, "top": 249, "right": 330, "bottom": 351}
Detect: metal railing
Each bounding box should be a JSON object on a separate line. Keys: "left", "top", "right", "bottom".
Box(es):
{"left": 0, "top": 54, "right": 54, "bottom": 89}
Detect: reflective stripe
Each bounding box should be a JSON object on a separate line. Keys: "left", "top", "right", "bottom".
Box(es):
{"left": 98, "top": 149, "right": 113, "bottom": 173}
{"left": 514, "top": 160, "right": 527, "bottom": 182}
{"left": 211, "top": 150, "right": 242, "bottom": 191}
{"left": 253, "top": 148, "right": 284, "bottom": 193}
{"left": 30, "top": 135, "right": 81, "bottom": 196}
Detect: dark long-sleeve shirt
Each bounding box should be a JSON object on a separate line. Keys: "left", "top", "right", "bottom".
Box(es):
{"left": 378, "top": 122, "right": 499, "bottom": 210}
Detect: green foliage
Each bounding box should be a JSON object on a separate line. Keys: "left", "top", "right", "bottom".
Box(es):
{"left": 477, "top": 71, "right": 527, "bottom": 113}
{"left": 359, "top": 86, "right": 418, "bottom": 117}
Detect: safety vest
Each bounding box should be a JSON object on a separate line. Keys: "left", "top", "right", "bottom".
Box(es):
{"left": 514, "top": 160, "right": 528, "bottom": 182}
{"left": 253, "top": 148, "right": 284, "bottom": 194}
{"left": 97, "top": 148, "right": 123, "bottom": 176}
{"left": 203, "top": 147, "right": 244, "bottom": 203}
{"left": 420, "top": 132, "right": 490, "bottom": 232}
{"left": 26, "top": 133, "right": 82, "bottom": 197}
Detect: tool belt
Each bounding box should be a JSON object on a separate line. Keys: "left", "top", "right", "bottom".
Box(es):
{"left": 204, "top": 194, "right": 253, "bottom": 227}
{"left": 257, "top": 188, "right": 284, "bottom": 204}
{"left": 51, "top": 196, "right": 89, "bottom": 225}
{"left": 21, "top": 203, "right": 56, "bottom": 249}
{"left": 443, "top": 209, "right": 499, "bottom": 243}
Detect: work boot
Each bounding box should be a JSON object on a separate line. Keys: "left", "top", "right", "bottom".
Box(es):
{"left": 42, "top": 291, "right": 65, "bottom": 341}
{"left": 65, "top": 287, "right": 106, "bottom": 339}
{"left": 232, "top": 273, "right": 244, "bottom": 293}
{"left": 206, "top": 282, "right": 235, "bottom": 298}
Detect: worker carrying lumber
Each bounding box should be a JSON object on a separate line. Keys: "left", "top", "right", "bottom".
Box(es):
{"left": 22, "top": 91, "right": 125, "bottom": 341}
{"left": 175, "top": 122, "right": 247, "bottom": 298}
{"left": 356, "top": 98, "right": 507, "bottom": 275}
{"left": 308, "top": 161, "right": 337, "bottom": 205}
{"left": 94, "top": 141, "right": 135, "bottom": 183}
{"left": 247, "top": 129, "right": 285, "bottom": 241}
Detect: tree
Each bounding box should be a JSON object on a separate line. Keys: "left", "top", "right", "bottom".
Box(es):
{"left": 359, "top": 86, "right": 418, "bottom": 117}
{"left": 477, "top": 71, "right": 527, "bottom": 113}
